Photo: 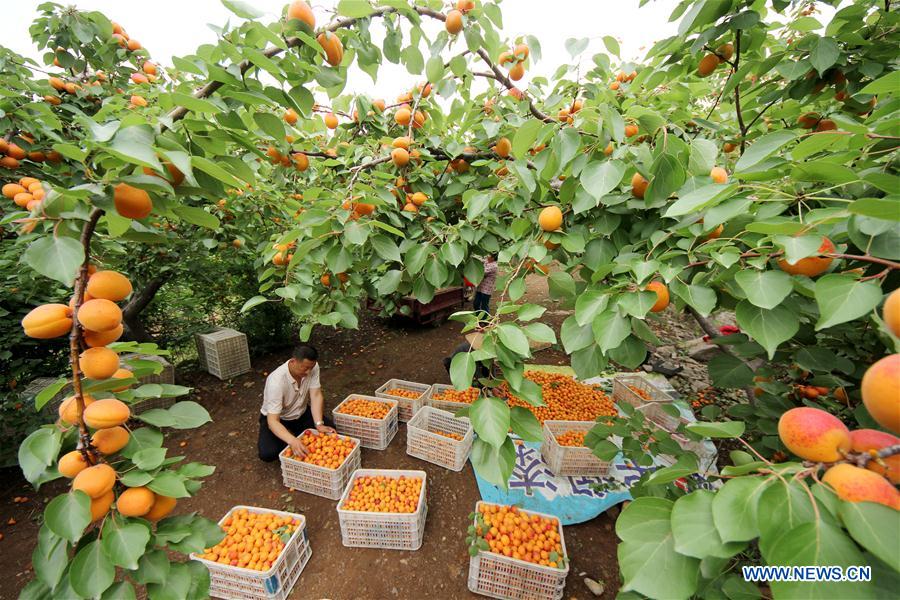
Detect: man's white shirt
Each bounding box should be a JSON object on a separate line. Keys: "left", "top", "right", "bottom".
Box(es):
{"left": 260, "top": 361, "right": 320, "bottom": 420}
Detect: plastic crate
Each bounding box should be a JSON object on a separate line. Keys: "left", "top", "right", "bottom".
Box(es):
{"left": 541, "top": 421, "right": 610, "bottom": 477}
{"left": 278, "top": 430, "right": 361, "bottom": 500}
{"left": 374, "top": 379, "right": 431, "bottom": 422}
{"left": 406, "top": 406, "right": 474, "bottom": 471}
{"left": 190, "top": 506, "right": 312, "bottom": 600}
{"left": 336, "top": 469, "right": 428, "bottom": 550}
{"left": 468, "top": 502, "right": 569, "bottom": 600}
{"left": 428, "top": 383, "right": 481, "bottom": 414}
{"left": 332, "top": 395, "right": 399, "bottom": 450}
{"left": 612, "top": 374, "right": 682, "bottom": 431}
{"left": 196, "top": 328, "right": 251, "bottom": 380}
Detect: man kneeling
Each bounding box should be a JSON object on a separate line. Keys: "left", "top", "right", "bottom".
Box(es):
{"left": 258, "top": 345, "right": 334, "bottom": 462}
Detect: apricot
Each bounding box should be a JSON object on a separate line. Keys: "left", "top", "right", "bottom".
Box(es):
{"left": 723, "top": 142, "right": 737, "bottom": 153}
{"left": 717, "top": 43, "right": 734, "bottom": 60}
{"left": 79, "top": 347, "right": 120, "bottom": 380}
{"left": 372, "top": 99, "right": 386, "bottom": 112}
{"left": 0, "top": 156, "right": 20, "bottom": 169}
{"left": 283, "top": 108, "right": 298, "bottom": 125}
{"left": 861, "top": 354, "right": 900, "bottom": 434}
{"left": 117, "top": 486, "right": 155, "bottom": 517}
{"left": 113, "top": 183, "right": 153, "bottom": 219}
{"left": 704, "top": 223, "right": 725, "bottom": 241}
{"left": 403, "top": 202, "right": 418, "bottom": 213}
{"left": 446, "top": 9, "right": 463, "bottom": 34}
{"left": 494, "top": 137, "right": 511, "bottom": 158}
{"left": 697, "top": 53, "right": 720, "bottom": 77}
{"left": 83, "top": 398, "right": 131, "bottom": 429}
{"left": 7, "top": 144, "right": 26, "bottom": 160}
{"left": 78, "top": 299, "right": 122, "bottom": 332}
{"left": 92, "top": 426, "right": 131, "bottom": 455}
{"left": 777, "top": 237, "right": 835, "bottom": 277}
{"left": 130, "top": 95, "right": 147, "bottom": 108}
{"left": 392, "top": 136, "right": 411, "bottom": 149}
{"left": 22, "top": 303, "right": 73, "bottom": 338}
{"left": 538, "top": 206, "right": 563, "bottom": 232}
{"left": 509, "top": 62, "right": 525, "bottom": 81}
{"left": 59, "top": 395, "right": 96, "bottom": 425}
{"left": 815, "top": 119, "right": 837, "bottom": 132}
{"left": 2, "top": 183, "right": 26, "bottom": 198}
{"left": 287, "top": 0, "right": 315, "bottom": 28}
{"left": 777, "top": 406, "right": 850, "bottom": 462}
{"left": 646, "top": 281, "right": 669, "bottom": 313}
{"left": 84, "top": 324, "right": 124, "bottom": 347}
{"left": 49, "top": 76, "right": 66, "bottom": 91}
{"left": 624, "top": 124, "right": 638, "bottom": 137}
{"left": 508, "top": 87, "right": 524, "bottom": 100}
{"left": 144, "top": 494, "right": 176, "bottom": 521}
{"left": 13, "top": 192, "right": 33, "bottom": 208}
{"left": 126, "top": 39, "right": 141, "bottom": 51}
{"left": 142, "top": 162, "right": 184, "bottom": 186}
{"left": 90, "top": 489, "right": 115, "bottom": 521}
{"left": 316, "top": 32, "right": 343, "bottom": 67}
{"left": 514, "top": 44, "right": 530, "bottom": 60}
{"left": 58, "top": 451, "right": 89, "bottom": 478}
{"left": 710, "top": 166, "right": 728, "bottom": 184}
{"left": 610, "top": 81, "right": 620, "bottom": 91}
{"left": 797, "top": 112, "right": 820, "bottom": 129}
{"left": 142, "top": 61, "right": 157, "bottom": 75}
{"left": 822, "top": 463, "right": 900, "bottom": 510}
{"left": 631, "top": 172, "right": 648, "bottom": 199}
{"left": 882, "top": 289, "right": 900, "bottom": 338}
{"left": 324, "top": 112, "right": 338, "bottom": 129}
{"left": 391, "top": 148, "right": 410, "bottom": 167}
{"left": 292, "top": 152, "right": 309, "bottom": 171}
{"left": 413, "top": 110, "right": 426, "bottom": 128}
{"left": 86, "top": 271, "right": 133, "bottom": 302}
{"left": 72, "top": 463, "right": 117, "bottom": 499}
{"left": 410, "top": 192, "right": 427, "bottom": 207}
{"left": 849, "top": 429, "right": 900, "bottom": 484}
{"left": 395, "top": 107, "right": 411, "bottom": 126}
{"left": 457, "top": 0, "right": 475, "bottom": 12}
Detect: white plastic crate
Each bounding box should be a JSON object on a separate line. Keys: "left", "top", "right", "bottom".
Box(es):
{"left": 374, "top": 379, "right": 431, "bottom": 422}
{"left": 279, "top": 430, "right": 361, "bottom": 500}
{"left": 190, "top": 506, "right": 312, "bottom": 600}
{"left": 612, "top": 374, "right": 682, "bottom": 431}
{"left": 428, "top": 383, "right": 481, "bottom": 414}
{"left": 336, "top": 469, "right": 428, "bottom": 550}
{"left": 541, "top": 421, "right": 610, "bottom": 477}
{"left": 332, "top": 394, "right": 399, "bottom": 450}
{"left": 468, "top": 502, "right": 569, "bottom": 600}
{"left": 120, "top": 353, "right": 176, "bottom": 413}
{"left": 406, "top": 406, "right": 474, "bottom": 471}
{"left": 196, "top": 328, "right": 251, "bottom": 380}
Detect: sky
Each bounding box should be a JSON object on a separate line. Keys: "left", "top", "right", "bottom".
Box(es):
{"left": 6, "top": 0, "right": 681, "bottom": 98}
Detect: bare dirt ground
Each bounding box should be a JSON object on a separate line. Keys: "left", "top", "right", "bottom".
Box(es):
{"left": 0, "top": 273, "right": 721, "bottom": 599}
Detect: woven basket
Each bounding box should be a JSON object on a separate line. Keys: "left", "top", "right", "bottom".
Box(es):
{"left": 336, "top": 469, "right": 428, "bottom": 550}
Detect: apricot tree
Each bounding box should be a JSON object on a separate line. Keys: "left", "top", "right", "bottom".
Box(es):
{"left": 3, "top": 0, "right": 899, "bottom": 598}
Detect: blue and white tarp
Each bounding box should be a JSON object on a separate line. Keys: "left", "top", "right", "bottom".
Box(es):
{"left": 473, "top": 374, "right": 719, "bottom": 525}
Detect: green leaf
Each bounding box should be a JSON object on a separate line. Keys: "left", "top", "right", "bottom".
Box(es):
{"left": 132, "top": 549, "right": 170, "bottom": 585}
{"left": 253, "top": 112, "right": 285, "bottom": 140}
{"left": 371, "top": 234, "right": 401, "bottom": 262}
{"left": 840, "top": 501, "right": 900, "bottom": 573}
{"left": 33, "top": 525, "right": 68, "bottom": 591}
{"left": 670, "top": 281, "right": 717, "bottom": 316}
{"left": 221, "top": 0, "right": 263, "bottom": 18}
{"left": 337, "top": 0, "right": 373, "bottom": 17}
{"left": 240, "top": 295, "right": 267, "bottom": 313}
{"left": 169, "top": 91, "right": 220, "bottom": 114}
{"left": 69, "top": 540, "right": 115, "bottom": 598}
{"left": 735, "top": 130, "right": 797, "bottom": 173}
{"left": 775, "top": 234, "right": 825, "bottom": 265}
{"left": 814, "top": 275, "right": 883, "bottom": 330}
{"left": 618, "top": 291, "right": 658, "bottom": 319}
{"left": 101, "top": 582, "right": 137, "bottom": 600}
{"left": 512, "top": 120, "right": 542, "bottom": 158}
{"left": 580, "top": 160, "right": 625, "bottom": 201}
{"left": 108, "top": 126, "right": 163, "bottom": 170}
{"left": 132, "top": 448, "right": 167, "bottom": 470}
{"left": 18, "top": 427, "right": 62, "bottom": 485}
{"left": 547, "top": 270, "right": 576, "bottom": 301}
{"left": 809, "top": 36, "right": 839, "bottom": 74}
{"left": 685, "top": 420, "right": 745, "bottom": 438}
{"left": 24, "top": 235, "right": 84, "bottom": 286}
{"left": 148, "top": 471, "right": 190, "bottom": 498}
{"left": 469, "top": 396, "right": 510, "bottom": 448}
{"left": 849, "top": 198, "right": 900, "bottom": 222}
{"left": 425, "top": 56, "right": 444, "bottom": 83}
{"left": 592, "top": 310, "right": 630, "bottom": 353}
{"left": 172, "top": 206, "right": 219, "bottom": 229}
{"left": 575, "top": 290, "right": 608, "bottom": 326}
{"left": 671, "top": 490, "right": 746, "bottom": 559}
{"left": 470, "top": 437, "right": 515, "bottom": 489}
{"left": 465, "top": 191, "right": 491, "bottom": 221}
{"left": 602, "top": 35, "right": 620, "bottom": 56}
{"left": 712, "top": 477, "right": 772, "bottom": 542}
{"left": 450, "top": 351, "right": 476, "bottom": 391}
{"left": 735, "top": 301, "right": 799, "bottom": 359}
{"left": 707, "top": 354, "right": 754, "bottom": 388}
{"left": 757, "top": 479, "right": 818, "bottom": 558}
{"left": 665, "top": 183, "right": 737, "bottom": 217}
{"left": 375, "top": 270, "right": 402, "bottom": 295}
{"left": 102, "top": 521, "right": 150, "bottom": 570}
{"left": 734, "top": 270, "right": 793, "bottom": 310}
{"left": 46, "top": 491, "right": 91, "bottom": 543}
{"left": 561, "top": 315, "right": 595, "bottom": 353}
{"left": 509, "top": 406, "right": 542, "bottom": 442}
{"left": 859, "top": 70, "right": 900, "bottom": 95}
{"left": 617, "top": 497, "right": 699, "bottom": 599}
{"left": 497, "top": 323, "right": 531, "bottom": 357}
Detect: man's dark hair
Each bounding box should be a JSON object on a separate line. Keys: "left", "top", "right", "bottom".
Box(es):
{"left": 293, "top": 345, "right": 318, "bottom": 362}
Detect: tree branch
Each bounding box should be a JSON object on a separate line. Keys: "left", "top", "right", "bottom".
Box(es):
{"left": 686, "top": 306, "right": 757, "bottom": 404}
{"left": 474, "top": 49, "right": 552, "bottom": 123}
{"left": 733, "top": 30, "right": 747, "bottom": 153}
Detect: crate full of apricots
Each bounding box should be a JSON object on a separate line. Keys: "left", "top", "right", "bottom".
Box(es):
{"left": 406, "top": 405, "right": 474, "bottom": 471}
{"left": 279, "top": 429, "right": 361, "bottom": 500}
{"left": 336, "top": 469, "right": 428, "bottom": 550}
{"left": 332, "top": 394, "right": 398, "bottom": 450}
{"left": 374, "top": 378, "right": 431, "bottom": 422}
{"left": 541, "top": 420, "right": 610, "bottom": 477}
{"left": 428, "top": 383, "right": 481, "bottom": 413}
{"left": 467, "top": 502, "right": 569, "bottom": 600}
{"left": 191, "top": 506, "right": 311, "bottom": 600}
{"left": 612, "top": 374, "right": 683, "bottom": 432}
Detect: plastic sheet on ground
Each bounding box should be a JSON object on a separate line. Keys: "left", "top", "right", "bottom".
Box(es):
{"left": 473, "top": 373, "right": 719, "bottom": 525}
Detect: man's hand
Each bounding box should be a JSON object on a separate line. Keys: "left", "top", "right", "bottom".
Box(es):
{"left": 288, "top": 437, "right": 308, "bottom": 458}
{"left": 316, "top": 423, "right": 335, "bottom": 434}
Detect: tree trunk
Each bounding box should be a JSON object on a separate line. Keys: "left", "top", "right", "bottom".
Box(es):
{"left": 122, "top": 276, "right": 169, "bottom": 343}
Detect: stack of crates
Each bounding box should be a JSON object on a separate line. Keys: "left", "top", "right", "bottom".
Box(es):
{"left": 196, "top": 328, "right": 251, "bottom": 380}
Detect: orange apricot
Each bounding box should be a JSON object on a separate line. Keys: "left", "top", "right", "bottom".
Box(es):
{"left": 22, "top": 304, "right": 73, "bottom": 338}
{"left": 86, "top": 271, "right": 133, "bottom": 302}
{"left": 777, "top": 407, "right": 850, "bottom": 462}
{"left": 117, "top": 486, "right": 155, "bottom": 517}
{"left": 79, "top": 347, "right": 120, "bottom": 380}
{"left": 822, "top": 463, "right": 900, "bottom": 510}
{"left": 58, "top": 451, "right": 89, "bottom": 478}
{"left": 78, "top": 299, "right": 122, "bottom": 332}
{"left": 72, "top": 463, "right": 117, "bottom": 498}
{"left": 113, "top": 183, "right": 152, "bottom": 219}
{"left": 92, "top": 426, "right": 131, "bottom": 455}
{"left": 849, "top": 429, "right": 900, "bottom": 484}
{"left": 59, "top": 395, "right": 96, "bottom": 425}
{"left": 861, "top": 354, "right": 900, "bottom": 434}
{"left": 646, "top": 281, "right": 669, "bottom": 313}
{"left": 777, "top": 237, "right": 835, "bottom": 277}
{"left": 538, "top": 206, "right": 563, "bottom": 232}
{"left": 83, "top": 398, "right": 131, "bottom": 429}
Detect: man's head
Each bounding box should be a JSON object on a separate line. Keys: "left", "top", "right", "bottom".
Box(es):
{"left": 288, "top": 345, "right": 318, "bottom": 378}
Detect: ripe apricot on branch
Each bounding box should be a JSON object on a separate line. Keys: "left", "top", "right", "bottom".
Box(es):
{"left": 324, "top": 112, "right": 338, "bottom": 129}
{"left": 697, "top": 53, "right": 720, "bottom": 77}
{"left": 777, "top": 406, "right": 850, "bottom": 462}
{"left": 538, "top": 206, "right": 563, "bottom": 232}
{"left": 646, "top": 281, "right": 669, "bottom": 313}
{"left": 624, "top": 124, "right": 639, "bottom": 137}
{"left": 287, "top": 0, "right": 315, "bottom": 28}
{"left": 58, "top": 451, "right": 89, "bottom": 478}
{"left": 445, "top": 9, "right": 463, "bottom": 34}
{"left": 317, "top": 32, "right": 343, "bottom": 67}
{"left": 861, "top": 354, "right": 900, "bottom": 434}
{"left": 59, "top": 395, "right": 96, "bottom": 425}
{"left": 117, "top": 486, "right": 156, "bottom": 517}
{"left": 509, "top": 62, "right": 525, "bottom": 81}
{"left": 710, "top": 166, "right": 728, "bottom": 184}
{"left": 84, "top": 324, "right": 124, "bottom": 347}
{"left": 494, "top": 137, "right": 511, "bottom": 158}
{"left": 777, "top": 237, "right": 834, "bottom": 277}
{"left": 79, "top": 347, "right": 120, "bottom": 380}
{"left": 22, "top": 304, "right": 73, "bottom": 338}
{"left": 83, "top": 398, "right": 131, "bottom": 429}
{"left": 72, "top": 463, "right": 117, "bottom": 499}
{"left": 716, "top": 43, "right": 734, "bottom": 61}
{"left": 395, "top": 107, "right": 411, "bottom": 126}
{"left": 113, "top": 183, "right": 152, "bottom": 219}
{"left": 822, "top": 463, "right": 900, "bottom": 510}
{"left": 631, "top": 172, "right": 648, "bottom": 199}
{"left": 145, "top": 494, "right": 177, "bottom": 520}
{"left": 86, "top": 271, "right": 133, "bottom": 301}
{"left": 884, "top": 289, "right": 900, "bottom": 338}
{"left": 90, "top": 490, "right": 115, "bottom": 521}
{"left": 92, "top": 426, "right": 131, "bottom": 455}
{"left": 391, "top": 148, "right": 410, "bottom": 167}
{"left": 78, "top": 299, "right": 123, "bottom": 332}
{"left": 849, "top": 429, "right": 900, "bottom": 484}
